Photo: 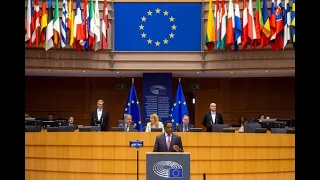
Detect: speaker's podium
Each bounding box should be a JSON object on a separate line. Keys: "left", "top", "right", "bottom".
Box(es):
{"left": 146, "top": 152, "right": 190, "bottom": 180}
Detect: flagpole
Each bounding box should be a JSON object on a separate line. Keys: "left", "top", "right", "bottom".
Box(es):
{"left": 132, "top": 78, "right": 134, "bottom": 84}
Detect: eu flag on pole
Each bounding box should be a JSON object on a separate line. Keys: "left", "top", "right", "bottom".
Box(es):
{"left": 123, "top": 81, "right": 142, "bottom": 131}
{"left": 114, "top": 3, "right": 202, "bottom": 51}
{"left": 170, "top": 81, "right": 188, "bottom": 131}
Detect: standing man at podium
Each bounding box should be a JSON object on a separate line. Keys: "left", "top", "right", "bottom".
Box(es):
{"left": 91, "top": 99, "right": 109, "bottom": 131}
{"left": 202, "top": 102, "right": 224, "bottom": 132}
{"left": 153, "top": 120, "right": 184, "bottom": 152}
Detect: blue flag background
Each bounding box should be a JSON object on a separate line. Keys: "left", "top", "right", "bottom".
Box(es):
{"left": 114, "top": 2, "right": 202, "bottom": 51}
{"left": 123, "top": 83, "right": 142, "bottom": 131}
{"left": 170, "top": 82, "right": 188, "bottom": 131}
{"left": 143, "top": 73, "right": 172, "bottom": 126}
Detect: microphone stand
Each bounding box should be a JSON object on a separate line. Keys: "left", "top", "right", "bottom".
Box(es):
{"left": 137, "top": 147, "right": 139, "bottom": 180}
{"left": 129, "top": 140, "right": 143, "bottom": 180}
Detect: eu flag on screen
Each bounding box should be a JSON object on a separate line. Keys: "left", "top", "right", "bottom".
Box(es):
{"left": 170, "top": 82, "right": 188, "bottom": 131}
{"left": 169, "top": 168, "right": 183, "bottom": 178}
{"left": 123, "top": 83, "right": 142, "bottom": 131}
{"left": 114, "top": 3, "right": 202, "bottom": 51}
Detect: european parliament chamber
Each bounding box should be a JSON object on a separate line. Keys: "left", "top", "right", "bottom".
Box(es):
{"left": 25, "top": 0, "right": 295, "bottom": 179}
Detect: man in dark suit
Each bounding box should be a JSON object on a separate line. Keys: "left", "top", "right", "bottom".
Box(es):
{"left": 176, "top": 115, "right": 194, "bottom": 132}
{"left": 153, "top": 120, "right": 184, "bottom": 152}
{"left": 91, "top": 99, "right": 109, "bottom": 131}
{"left": 202, "top": 103, "right": 224, "bottom": 132}
{"left": 119, "top": 114, "right": 136, "bottom": 132}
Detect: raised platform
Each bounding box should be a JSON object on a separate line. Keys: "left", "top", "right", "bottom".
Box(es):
{"left": 25, "top": 132, "right": 295, "bottom": 180}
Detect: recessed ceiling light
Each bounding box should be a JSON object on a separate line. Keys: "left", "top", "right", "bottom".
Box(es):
{"left": 47, "top": 70, "right": 51, "bottom": 71}
{"left": 230, "top": 71, "right": 234, "bottom": 73}
{"left": 116, "top": 72, "right": 119, "bottom": 73}
{"left": 265, "top": 70, "right": 268, "bottom": 72}
{"left": 196, "top": 72, "right": 200, "bottom": 74}
{"left": 83, "top": 71, "right": 86, "bottom": 72}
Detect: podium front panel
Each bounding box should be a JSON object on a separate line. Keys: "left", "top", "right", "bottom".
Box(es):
{"left": 146, "top": 152, "right": 190, "bottom": 180}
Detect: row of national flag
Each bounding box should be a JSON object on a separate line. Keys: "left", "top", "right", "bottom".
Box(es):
{"left": 206, "top": 0, "right": 295, "bottom": 52}
{"left": 25, "top": 0, "right": 110, "bottom": 51}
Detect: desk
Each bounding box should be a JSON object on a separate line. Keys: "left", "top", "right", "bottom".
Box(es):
{"left": 25, "top": 132, "right": 295, "bottom": 180}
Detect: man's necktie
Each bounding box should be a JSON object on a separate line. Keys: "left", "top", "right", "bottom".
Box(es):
{"left": 185, "top": 126, "right": 188, "bottom": 132}
{"left": 167, "top": 134, "right": 171, "bottom": 150}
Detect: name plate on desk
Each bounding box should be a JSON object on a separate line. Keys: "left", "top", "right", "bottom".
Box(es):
{"left": 129, "top": 140, "right": 144, "bottom": 148}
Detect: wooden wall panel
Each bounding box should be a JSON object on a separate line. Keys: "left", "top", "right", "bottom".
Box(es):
{"left": 25, "top": 76, "right": 294, "bottom": 129}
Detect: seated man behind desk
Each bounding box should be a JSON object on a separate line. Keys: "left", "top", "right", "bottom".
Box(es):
{"left": 91, "top": 99, "right": 109, "bottom": 131}
{"left": 176, "top": 115, "right": 194, "bottom": 132}
{"left": 66, "top": 117, "right": 77, "bottom": 129}
{"left": 153, "top": 120, "right": 184, "bottom": 152}
{"left": 119, "top": 114, "right": 136, "bottom": 132}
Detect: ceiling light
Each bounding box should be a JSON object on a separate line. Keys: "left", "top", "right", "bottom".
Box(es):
{"left": 265, "top": 70, "right": 268, "bottom": 72}
{"left": 230, "top": 71, "right": 234, "bottom": 73}
{"left": 116, "top": 72, "right": 119, "bottom": 73}
{"left": 83, "top": 71, "right": 86, "bottom": 72}
{"left": 196, "top": 72, "right": 200, "bottom": 74}
{"left": 47, "top": 70, "right": 51, "bottom": 71}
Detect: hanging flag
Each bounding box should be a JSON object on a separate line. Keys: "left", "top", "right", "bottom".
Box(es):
{"left": 247, "top": 0, "right": 256, "bottom": 46}
{"left": 234, "top": 0, "right": 242, "bottom": 51}
{"left": 261, "top": 0, "right": 270, "bottom": 48}
{"left": 291, "top": 0, "right": 295, "bottom": 48}
{"left": 252, "top": 0, "right": 263, "bottom": 48}
{"left": 94, "top": 0, "right": 101, "bottom": 51}
{"left": 89, "top": 0, "right": 95, "bottom": 48}
{"left": 46, "top": 0, "right": 54, "bottom": 51}
{"left": 25, "top": 0, "right": 33, "bottom": 47}
{"left": 101, "top": 0, "right": 109, "bottom": 50}
{"left": 274, "top": 0, "right": 284, "bottom": 50}
{"left": 269, "top": 0, "right": 277, "bottom": 50}
{"left": 32, "top": 0, "right": 40, "bottom": 48}
{"left": 83, "top": 0, "right": 89, "bottom": 50}
{"left": 53, "top": 0, "right": 60, "bottom": 47}
{"left": 74, "top": 0, "right": 86, "bottom": 51}
{"left": 205, "top": 0, "right": 216, "bottom": 52}
{"left": 220, "top": 0, "right": 227, "bottom": 50}
{"left": 114, "top": 3, "right": 201, "bottom": 51}
{"left": 215, "top": 0, "right": 221, "bottom": 51}
{"left": 283, "top": 0, "right": 291, "bottom": 49}
{"left": 67, "top": 0, "right": 75, "bottom": 47}
{"left": 241, "top": 0, "right": 248, "bottom": 50}
{"left": 123, "top": 80, "right": 142, "bottom": 132}
{"left": 170, "top": 80, "right": 188, "bottom": 131}
{"left": 226, "top": 0, "right": 234, "bottom": 51}
{"left": 61, "top": 0, "right": 68, "bottom": 48}
{"left": 40, "top": 0, "right": 47, "bottom": 49}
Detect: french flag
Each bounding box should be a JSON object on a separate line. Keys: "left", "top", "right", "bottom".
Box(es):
{"left": 234, "top": 0, "right": 242, "bottom": 51}
{"left": 74, "top": 0, "right": 86, "bottom": 51}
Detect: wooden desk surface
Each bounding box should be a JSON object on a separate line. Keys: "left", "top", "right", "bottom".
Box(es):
{"left": 25, "top": 132, "right": 295, "bottom": 180}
